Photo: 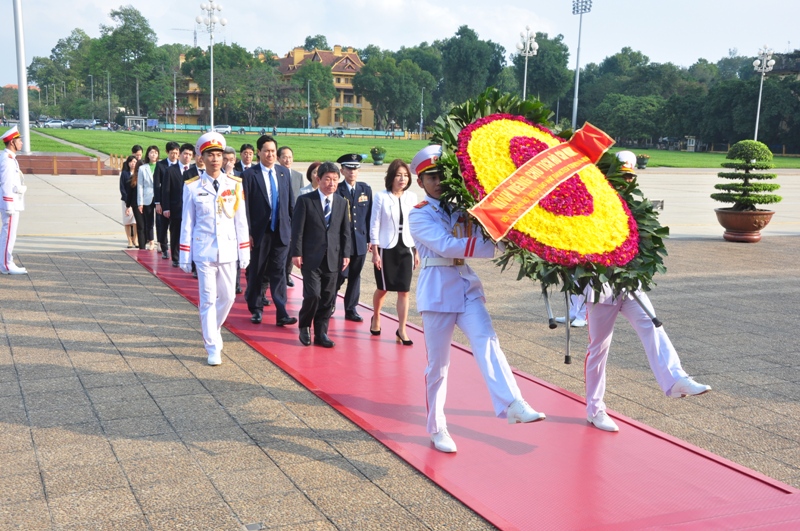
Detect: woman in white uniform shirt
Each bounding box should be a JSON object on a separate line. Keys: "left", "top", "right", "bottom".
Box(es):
{"left": 369, "top": 159, "right": 419, "bottom": 344}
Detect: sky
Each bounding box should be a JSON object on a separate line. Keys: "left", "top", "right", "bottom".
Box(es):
{"left": 2, "top": 0, "right": 799, "bottom": 87}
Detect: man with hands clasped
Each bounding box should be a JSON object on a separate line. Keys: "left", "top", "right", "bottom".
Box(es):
{"left": 179, "top": 132, "right": 250, "bottom": 366}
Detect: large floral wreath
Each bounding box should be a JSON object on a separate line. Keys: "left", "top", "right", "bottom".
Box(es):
{"left": 432, "top": 89, "right": 669, "bottom": 296}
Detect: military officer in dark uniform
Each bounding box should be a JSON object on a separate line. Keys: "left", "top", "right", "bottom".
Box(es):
{"left": 335, "top": 153, "right": 372, "bottom": 322}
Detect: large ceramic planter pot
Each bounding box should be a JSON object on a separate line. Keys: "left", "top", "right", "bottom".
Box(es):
{"left": 714, "top": 208, "right": 775, "bottom": 243}
{"left": 636, "top": 157, "right": 649, "bottom": 169}
{"left": 372, "top": 156, "right": 385, "bottom": 166}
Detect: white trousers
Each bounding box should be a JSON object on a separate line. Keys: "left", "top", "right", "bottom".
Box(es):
{"left": 195, "top": 260, "right": 237, "bottom": 356}
{"left": 584, "top": 292, "right": 687, "bottom": 417}
{"left": 568, "top": 293, "right": 587, "bottom": 321}
{"left": 1, "top": 211, "right": 19, "bottom": 272}
{"left": 421, "top": 298, "right": 521, "bottom": 434}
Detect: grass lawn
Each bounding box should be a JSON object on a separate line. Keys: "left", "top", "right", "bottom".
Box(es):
{"left": 18, "top": 128, "right": 800, "bottom": 169}
{"left": 1, "top": 127, "right": 94, "bottom": 156}
{"left": 35, "top": 129, "right": 428, "bottom": 164}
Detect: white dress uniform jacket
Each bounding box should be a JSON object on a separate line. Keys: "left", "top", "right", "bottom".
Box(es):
{"left": 0, "top": 148, "right": 25, "bottom": 212}
{"left": 137, "top": 163, "right": 155, "bottom": 206}
{"left": 370, "top": 189, "right": 417, "bottom": 249}
{"left": 179, "top": 172, "right": 250, "bottom": 265}
{"left": 409, "top": 196, "right": 495, "bottom": 313}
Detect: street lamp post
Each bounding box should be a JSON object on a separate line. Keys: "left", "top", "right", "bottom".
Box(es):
{"left": 307, "top": 79, "right": 311, "bottom": 131}
{"left": 88, "top": 74, "right": 94, "bottom": 121}
{"left": 173, "top": 71, "right": 177, "bottom": 133}
{"left": 196, "top": 0, "right": 227, "bottom": 130}
{"left": 752, "top": 45, "right": 775, "bottom": 142}
{"left": 106, "top": 71, "right": 111, "bottom": 125}
{"left": 419, "top": 86, "right": 424, "bottom": 137}
{"left": 571, "top": 0, "right": 592, "bottom": 130}
{"left": 516, "top": 26, "right": 539, "bottom": 101}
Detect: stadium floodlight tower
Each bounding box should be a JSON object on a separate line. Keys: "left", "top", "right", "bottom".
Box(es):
{"left": 570, "top": 0, "right": 592, "bottom": 130}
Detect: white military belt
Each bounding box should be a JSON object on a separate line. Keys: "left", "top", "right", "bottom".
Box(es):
{"left": 421, "top": 257, "right": 465, "bottom": 268}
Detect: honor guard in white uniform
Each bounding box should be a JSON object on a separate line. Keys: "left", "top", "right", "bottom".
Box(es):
{"left": 583, "top": 151, "right": 710, "bottom": 432}
{"left": 179, "top": 132, "right": 250, "bottom": 365}
{"left": 408, "top": 145, "right": 545, "bottom": 453}
{"left": 0, "top": 126, "right": 27, "bottom": 275}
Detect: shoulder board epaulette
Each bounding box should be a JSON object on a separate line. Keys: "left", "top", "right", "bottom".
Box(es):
{"left": 185, "top": 176, "right": 200, "bottom": 183}
{"left": 228, "top": 175, "right": 242, "bottom": 183}
{"left": 414, "top": 201, "right": 429, "bottom": 209}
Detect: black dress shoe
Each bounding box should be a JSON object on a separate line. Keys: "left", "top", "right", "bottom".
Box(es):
{"left": 172, "top": 261, "right": 179, "bottom": 268}
{"left": 161, "top": 251, "right": 169, "bottom": 259}
{"left": 250, "top": 310, "right": 262, "bottom": 324}
{"left": 313, "top": 334, "right": 335, "bottom": 348}
{"left": 299, "top": 327, "right": 311, "bottom": 346}
{"left": 276, "top": 316, "right": 297, "bottom": 327}
{"left": 261, "top": 295, "right": 271, "bottom": 306}
{"left": 286, "top": 277, "right": 294, "bottom": 287}
{"left": 235, "top": 286, "right": 243, "bottom": 294}
{"left": 345, "top": 311, "right": 363, "bottom": 322}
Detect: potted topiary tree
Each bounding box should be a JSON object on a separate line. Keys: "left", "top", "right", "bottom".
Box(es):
{"left": 712, "top": 139, "right": 781, "bottom": 242}
{"left": 370, "top": 146, "right": 386, "bottom": 165}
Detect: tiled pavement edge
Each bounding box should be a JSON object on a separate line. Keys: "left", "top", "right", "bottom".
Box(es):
{"left": 1, "top": 168, "right": 799, "bottom": 529}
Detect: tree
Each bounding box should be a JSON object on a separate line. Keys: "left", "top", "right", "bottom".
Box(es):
{"left": 303, "top": 35, "right": 329, "bottom": 51}
{"left": 358, "top": 44, "right": 384, "bottom": 64}
{"left": 590, "top": 93, "right": 664, "bottom": 143}
{"left": 511, "top": 32, "right": 571, "bottom": 107}
{"left": 353, "top": 56, "right": 435, "bottom": 130}
{"left": 292, "top": 61, "right": 336, "bottom": 127}
{"left": 440, "top": 26, "right": 505, "bottom": 104}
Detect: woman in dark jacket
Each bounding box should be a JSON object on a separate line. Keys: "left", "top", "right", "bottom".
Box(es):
{"left": 119, "top": 155, "right": 138, "bottom": 248}
{"left": 124, "top": 157, "right": 148, "bottom": 250}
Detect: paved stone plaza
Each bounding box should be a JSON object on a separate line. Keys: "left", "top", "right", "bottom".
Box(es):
{"left": 1, "top": 167, "right": 799, "bottom": 529}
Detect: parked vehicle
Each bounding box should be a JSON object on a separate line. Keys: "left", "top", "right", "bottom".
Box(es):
{"left": 43, "top": 119, "right": 66, "bottom": 128}
{"left": 65, "top": 119, "right": 95, "bottom": 129}
{"left": 213, "top": 124, "right": 232, "bottom": 134}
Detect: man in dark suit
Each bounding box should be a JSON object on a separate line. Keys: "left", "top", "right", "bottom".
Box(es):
{"left": 233, "top": 143, "right": 256, "bottom": 174}
{"left": 335, "top": 153, "right": 372, "bottom": 322}
{"left": 291, "top": 162, "right": 351, "bottom": 348}
{"left": 241, "top": 135, "right": 297, "bottom": 327}
{"left": 154, "top": 141, "right": 181, "bottom": 260}
{"left": 278, "top": 145, "right": 304, "bottom": 287}
{"left": 161, "top": 143, "right": 198, "bottom": 267}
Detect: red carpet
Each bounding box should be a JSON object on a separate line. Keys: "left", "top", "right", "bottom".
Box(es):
{"left": 129, "top": 250, "right": 800, "bottom": 530}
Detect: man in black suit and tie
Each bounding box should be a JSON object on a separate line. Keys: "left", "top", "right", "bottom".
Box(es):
{"left": 335, "top": 153, "right": 372, "bottom": 322}
{"left": 233, "top": 143, "right": 256, "bottom": 174}
{"left": 241, "top": 135, "right": 297, "bottom": 327}
{"left": 154, "top": 141, "right": 181, "bottom": 260}
{"left": 161, "top": 143, "right": 199, "bottom": 267}
{"left": 278, "top": 145, "right": 304, "bottom": 288}
{"left": 291, "top": 162, "right": 351, "bottom": 348}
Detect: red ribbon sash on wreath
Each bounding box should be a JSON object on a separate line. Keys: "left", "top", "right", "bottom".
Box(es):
{"left": 468, "top": 122, "right": 615, "bottom": 241}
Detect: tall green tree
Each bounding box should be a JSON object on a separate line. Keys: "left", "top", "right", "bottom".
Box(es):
{"left": 440, "top": 26, "right": 505, "bottom": 104}
{"left": 590, "top": 93, "right": 664, "bottom": 142}
{"left": 292, "top": 61, "right": 336, "bottom": 127}
{"left": 303, "top": 35, "right": 329, "bottom": 51}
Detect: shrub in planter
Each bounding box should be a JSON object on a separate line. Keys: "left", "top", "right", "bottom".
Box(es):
{"left": 711, "top": 139, "right": 781, "bottom": 242}
{"left": 370, "top": 146, "right": 386, "bottom": 165}
{"left": 636, "top": 153, "right": 650, "bottom": 169}
{"left": 711, "top": 140, "right": 781, "bottom": 211}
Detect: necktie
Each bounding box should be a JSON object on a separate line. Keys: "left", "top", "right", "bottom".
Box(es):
{"left": 183, "top": 165, "right": 188, "bottom": 173}
{"left": 324, "top": 197, "right": 331, "bottom": 228}
{"left": 268, "top": 169, "right": 279, "bottom": 231}
{"left": 212, "top": 179, "right": 219, "bottom": 192}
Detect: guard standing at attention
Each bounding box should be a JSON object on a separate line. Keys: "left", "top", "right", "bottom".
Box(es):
{"left": 0, "top": 126, "right": 28, "bottom": 275}
{"left": 408, "top": 145, "right": 545, "bottom": 453}
{"left": 179, "top": 132, "right": 250, "bottom": 366}
{"left": 335, "top": 153, "right": 372, "bottom": 322}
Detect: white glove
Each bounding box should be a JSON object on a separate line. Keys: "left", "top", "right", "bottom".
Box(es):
{"left": 179, "top": 263, "right": 192, "bottom": 274}
{"left": 239, "top": 259, "right": 250, "bottom": 270}
{"left": 13, "top": 185, "right": 27, "bottom": 195}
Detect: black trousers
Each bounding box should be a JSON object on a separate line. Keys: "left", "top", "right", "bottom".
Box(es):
{"left": 299, "top": 260, "right": 336, "bottom": 335}
{"left": 168, "top": 216, "right": 181, "bottom": 262}
{"left": 245, "top": 230, "right": 289, "bottom": 319}
{"left": 156, "top": 211, "right": 171, "bottom": 252}
{"left": 337, "top": 253, "right": 366, "bottom": 313}
{"left": 138, "top": 203, "right": 155, "bottom": 249}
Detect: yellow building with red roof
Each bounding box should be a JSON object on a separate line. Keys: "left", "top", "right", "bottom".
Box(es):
{"left": 276, "top": 45, "right": 374, "bottom": 129}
